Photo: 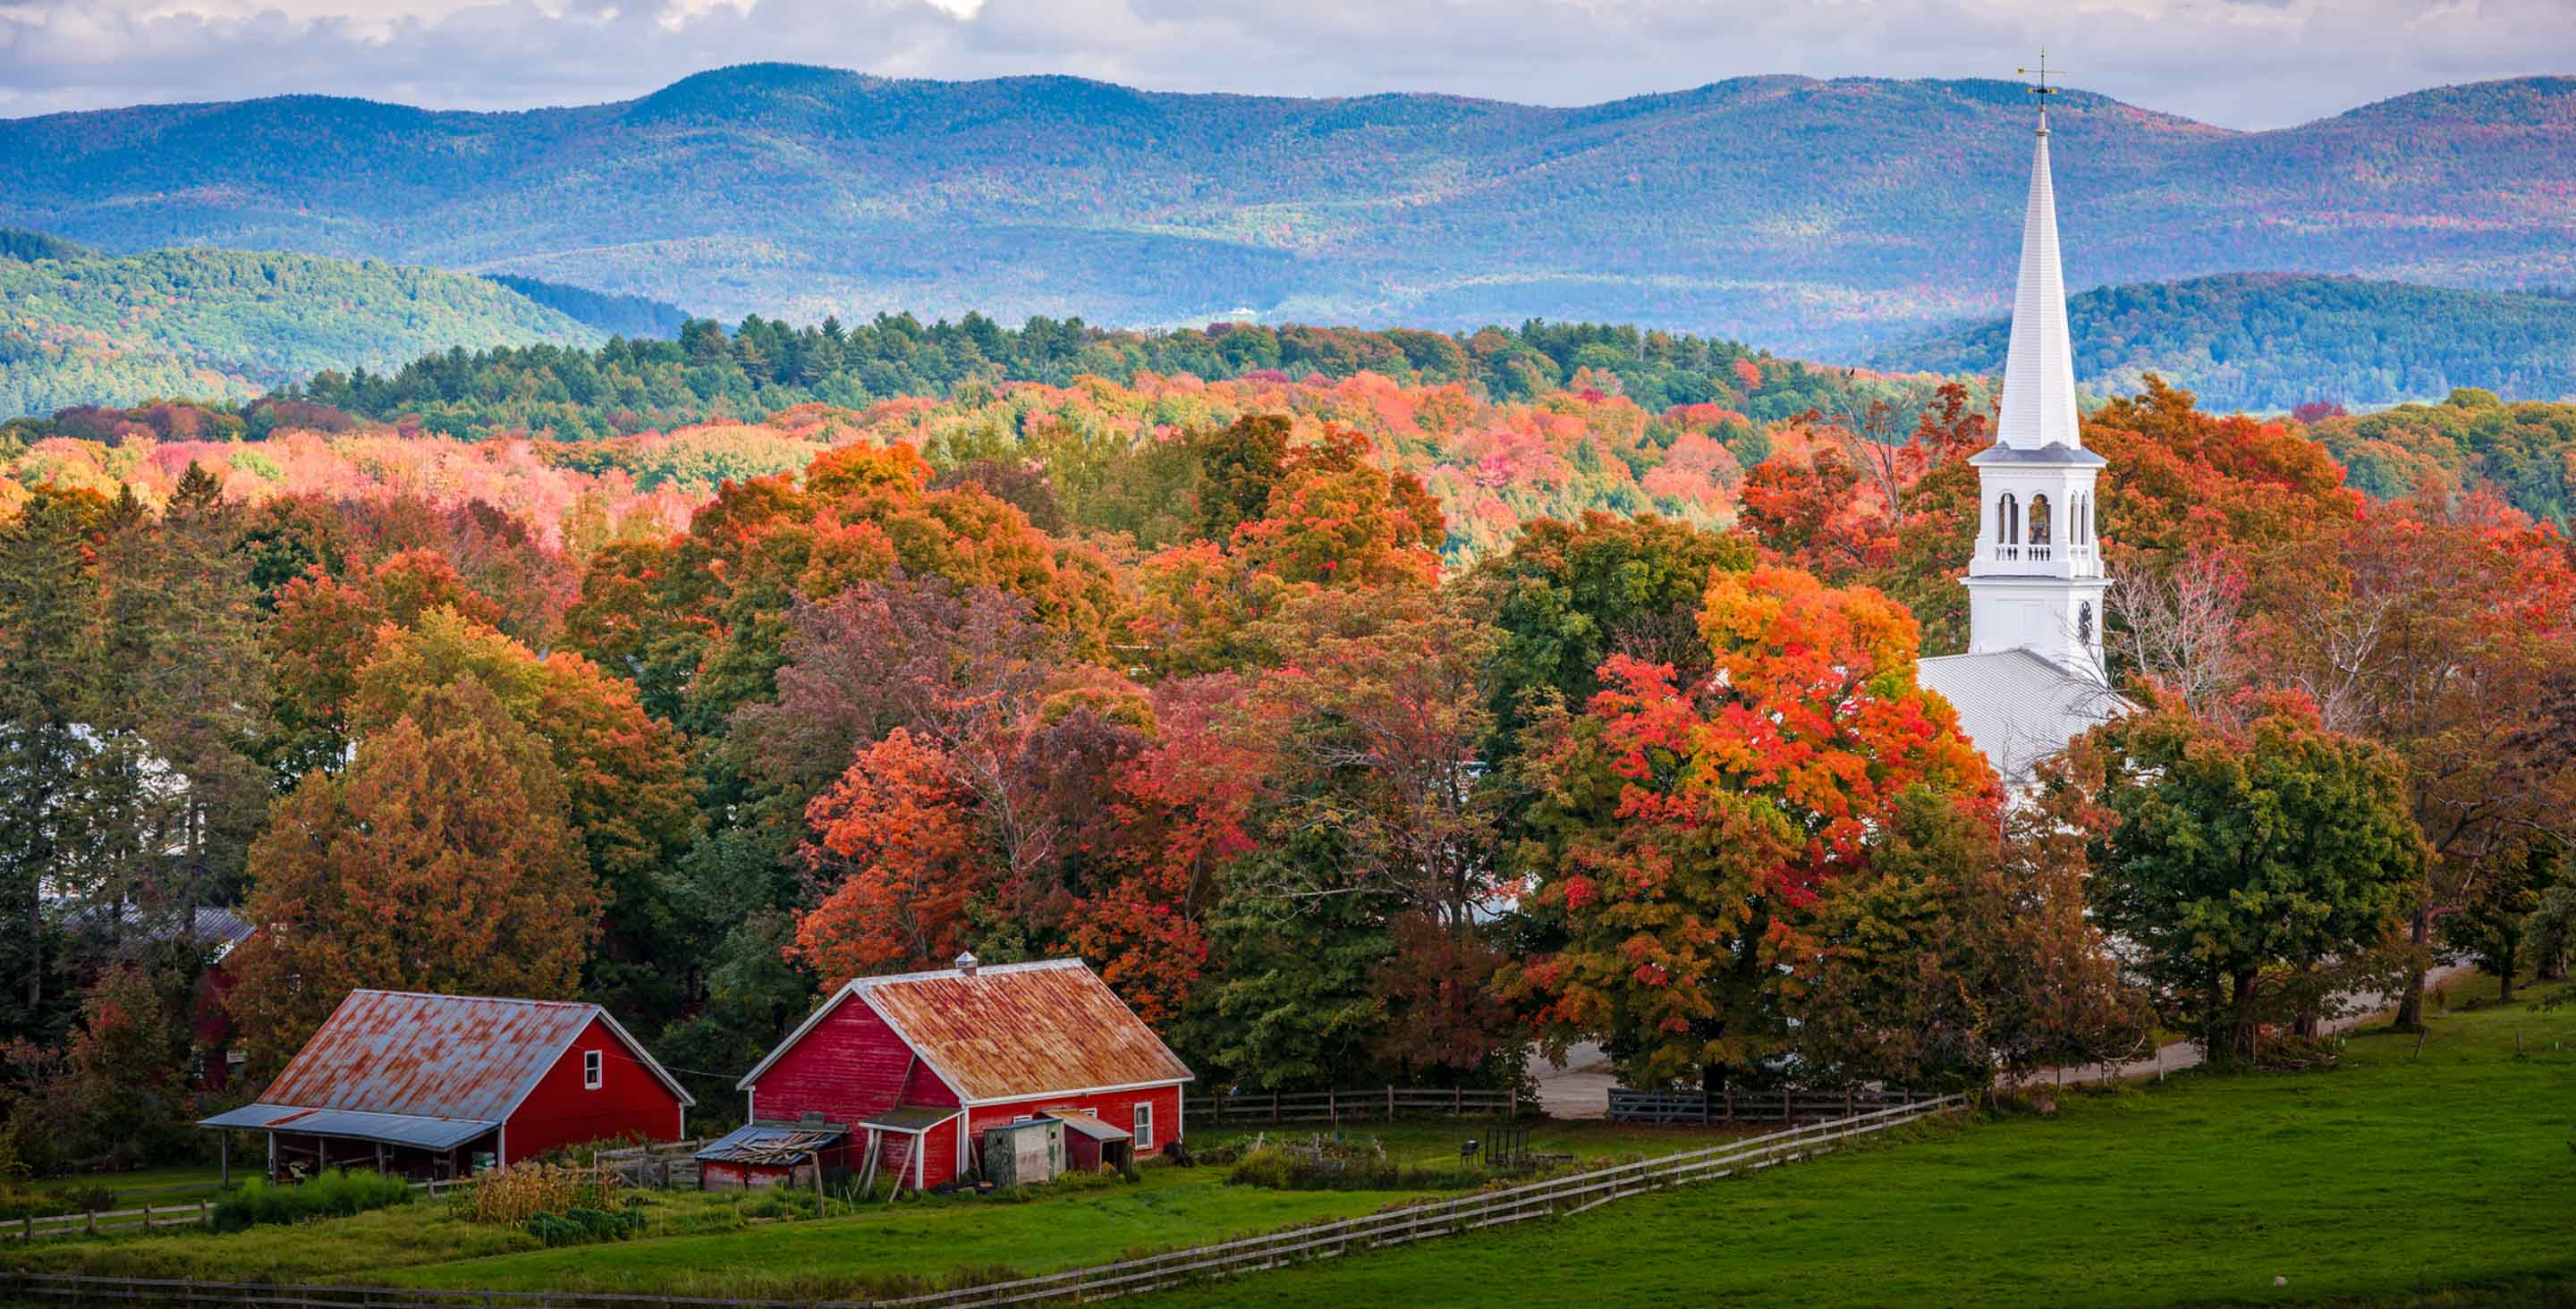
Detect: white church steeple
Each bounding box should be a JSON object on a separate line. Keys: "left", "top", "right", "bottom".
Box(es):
{"left": 1962, "top": 71, "right": 2110, "bottom": 681}
{"left": 1996, "top": 105, "right": 2084, "bottom": 453}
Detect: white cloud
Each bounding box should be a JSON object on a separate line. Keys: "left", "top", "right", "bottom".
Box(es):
{"left": 0, "top": 0, "right": 2568, "bottom": 126}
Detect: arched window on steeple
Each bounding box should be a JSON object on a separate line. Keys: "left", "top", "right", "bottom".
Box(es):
{"left": 1997, "top": 493, "right": 2019, "bottom": 545}
{"left": 2029, "top": 494, "right": 2053, "bottom": 545}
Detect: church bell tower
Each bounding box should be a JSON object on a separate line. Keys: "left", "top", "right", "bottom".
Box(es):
{"left": 1962, "top": 76, "right": 2110, "bottom": 680}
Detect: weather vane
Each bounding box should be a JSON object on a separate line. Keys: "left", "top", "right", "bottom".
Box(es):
{"left": 2018, "top": 49, "right": 2062, "bottom": 97}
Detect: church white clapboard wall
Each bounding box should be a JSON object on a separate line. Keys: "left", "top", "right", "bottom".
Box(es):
{"left": 1917, "top": 86, "right": 2123, "bottom": 788}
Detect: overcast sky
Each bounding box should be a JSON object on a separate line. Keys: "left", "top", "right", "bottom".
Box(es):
{"left": 2, "top": 0, "right": 2568, "bottom": 129}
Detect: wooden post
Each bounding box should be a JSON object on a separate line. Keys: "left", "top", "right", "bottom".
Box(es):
{"left": 220, "top": 1135, "right": 229, "bottom": 1187}
{"left": 143, "top": 1203, "right": 152, "bottom": 1231}
{"left": 1453, "top": 1086, "right": 1462, "bottom": 1115}
{"left": 1271, "top": 1091, "right": 1280, "bottom": 1123}
{"left": 87, "top": 1208, "right": 96, "bottom": 1236}
{"left": 1723, "top": 1085, "right": 1733, "bottom": 1121}
{"left": 1386, "top": 1085, "right": 1395, "bottom": 1120}
{"left": 1326, "top": 1087, "right": 1336, "bottom": 1123}
{"left": 199, "top": 1200, "right": 210, "bottom": 1229}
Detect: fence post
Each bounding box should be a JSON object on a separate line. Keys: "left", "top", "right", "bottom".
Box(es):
{"left": 1387, "top": 1085, "right": 1395, "bottom": 1120}
{"left": 1272, "top": 1090, "right": 1281, "bottom": 1124}
{"left": 1454, "top": 1086, "right": 1462, "bottom": 1115}
{"left": 199, "top": 1199, "right": 210, "bottom": 1229}
{"left": 1723, "top": 1085, "right": 1733, "bottom": 1121}
{"left": 1327, "top": 1087, "right": 1336, "bottom": 1123}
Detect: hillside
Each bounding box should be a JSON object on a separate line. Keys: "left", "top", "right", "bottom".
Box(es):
{"left": 4, "top": 68, "right": 2572, "bottom": 354}
{"left": 1873, "top": 274, "right": 2576, "bottom": 411}
{"left": 0, "top": 239, "right": 606, "bottom": 418}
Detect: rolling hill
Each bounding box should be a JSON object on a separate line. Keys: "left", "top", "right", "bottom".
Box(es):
{"left": 1872, "top": 274, "right": 2576, "bottom": 411}
{"left": 3, "top": 67, "right": 2572, "bottom": 355}
{"left": 0, "top": 238, "right": 606, "bottom": 418}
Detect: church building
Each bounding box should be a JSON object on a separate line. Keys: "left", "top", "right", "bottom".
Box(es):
{"left": 1916, "top": 89, "right": 2122, "bottom": 787}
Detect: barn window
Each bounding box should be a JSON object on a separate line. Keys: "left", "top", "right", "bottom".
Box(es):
{"left": 1132, "top": 1102, "right": 1154, "bottom": 1152}
{"left": 584, "top": 1050, "right": 603, "bottom": 1090}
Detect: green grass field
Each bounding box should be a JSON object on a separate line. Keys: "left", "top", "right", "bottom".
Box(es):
{"left": 9, "top": 977, "right": 2567, "bottom": 1305}
{"left": 1139, "top": 974, "right": 2576, "bottom": 1308}
{"left": 0, "top": 1119, "right": 1721, "bottom": 1298}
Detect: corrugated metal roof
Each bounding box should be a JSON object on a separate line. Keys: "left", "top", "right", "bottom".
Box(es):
{"left": 197, "top": 1103, "right": 497, "bottom": 1151}
{"left": 1046, "top": 1111, "right": 1131, "bottom": 1143}
{"left": 257, "top": 990, "right": 691, "bottom": 1120}
{"left": 1918, "top": 647, "right": 2125, "bottom": 785}
{"left": 747, "top": 959, "right": 1191, "bottom": 1104}
{"left": 697, "top": 1123, "right": 845, "bottom": 1164}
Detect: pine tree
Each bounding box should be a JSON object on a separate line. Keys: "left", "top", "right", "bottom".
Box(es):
{"left": 0, "top": 493, "right": 106, "bottom": 1039}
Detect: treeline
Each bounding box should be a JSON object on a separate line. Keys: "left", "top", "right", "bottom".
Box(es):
{"left": 275, "top": 315, "right": 1963, "bottom": 443}
{"left": 1877, "top": 274, "right": 2576, "bottom": 413}
{"left": 2308, "top": 387, "right": 2576, "bottom": 529}
{"left": 4, "top": 371, "right": 2570, "bottom": 1181}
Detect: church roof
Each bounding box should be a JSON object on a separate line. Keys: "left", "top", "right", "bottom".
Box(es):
{"left": 1918, "top": 647, "right": 2123, "bottom": 786}
{"left": 1995, "top": 109, "right": 2085, "bottom": 454}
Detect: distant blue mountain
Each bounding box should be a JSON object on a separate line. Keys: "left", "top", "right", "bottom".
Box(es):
{"left": 4, "top": 67, "right": 2572, "bottom": 353}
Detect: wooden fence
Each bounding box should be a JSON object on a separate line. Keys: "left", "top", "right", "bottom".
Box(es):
{"left": 0, "top": 1093, "right": 1966, "bottom": 1308}
{"left": 594, "top": 1141, "right": 708, "bottom": 1191}
{"left": 4, "top": 1178, "right": 474, "bottom": 1243}
{"left": 1183, "top": 1085, "right": 1522, "bottom": 1126}
{"left": 1606, "top": 1084, "right": 1921, "bottom": 1125}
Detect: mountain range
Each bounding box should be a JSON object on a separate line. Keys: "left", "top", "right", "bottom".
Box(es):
{"left": 4, "top": 65, "right": 2572, "bottom": 356}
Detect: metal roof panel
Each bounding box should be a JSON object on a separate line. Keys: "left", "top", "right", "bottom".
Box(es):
{"left": 847, "top": 959, "right": 1193, "bottom": 1104}
{"left": 256, "top": 991, "right": 681, "bottom": 1121}
{"left": 196, "top": 1104, "right": 498, "bottom": 1151}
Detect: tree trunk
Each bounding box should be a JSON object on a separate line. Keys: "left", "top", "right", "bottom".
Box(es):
{"left": 2393, "top": 906, "right": 2432, "bottom": 1031}
{"left": 2229, "top": 968, "right": 2262, "bottom": 1064}
{"left": 2496, "top": 945, "right": 2516, "bottom": 1004}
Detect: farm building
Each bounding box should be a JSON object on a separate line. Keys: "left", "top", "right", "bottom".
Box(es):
{"left": 726, "top": 954, "right": 1191, "bottom": 1192}
{"left": 198, "top": 990, "right": 692, "bottom": 1181}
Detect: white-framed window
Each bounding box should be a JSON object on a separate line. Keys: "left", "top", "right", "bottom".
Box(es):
{"left": 583, "top": 1050, "right": 604, "bottom": 1090}
{"left": 1132, "top": 1100, "right": 1154, "bottom": 1152}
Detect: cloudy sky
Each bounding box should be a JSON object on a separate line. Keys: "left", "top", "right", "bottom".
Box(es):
{"left": 2, "top": 0, "right": 2568, "bottom": 128}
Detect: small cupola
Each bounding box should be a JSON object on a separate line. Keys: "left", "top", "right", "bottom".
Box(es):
{"left": 954, "top": 950, "right": 979, "bottom": 977}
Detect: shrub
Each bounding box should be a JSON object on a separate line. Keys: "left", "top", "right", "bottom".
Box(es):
{"left": 456, "top": 1162, "right": 620, "bottom": 1226}
{"left": 526, "top": 1203, "right": 647, "bottom": 1247}
{"left": 210, "top": 1170, "right": 411, "bottom": 1232}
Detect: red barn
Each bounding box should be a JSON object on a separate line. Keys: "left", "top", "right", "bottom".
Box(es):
{"left": 198, "top": 990, "right": 691, "bottom": 1181}
{"left": 730, "top": 956, "right": 1191, "bottom": 1192}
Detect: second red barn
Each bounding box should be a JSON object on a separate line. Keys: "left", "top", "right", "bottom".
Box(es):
{"left": 727, "top": 955, "right": 1191, "bottom": 1191}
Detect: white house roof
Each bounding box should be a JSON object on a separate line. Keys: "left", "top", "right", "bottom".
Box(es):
{"left": 1918, "top": 647, "right": 2123, "bottom": 785}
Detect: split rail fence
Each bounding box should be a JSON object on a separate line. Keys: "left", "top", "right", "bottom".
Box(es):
{"left": 1182, "top": 1085, "right": 1521, "bottom": 1125}
{"left": 1606, "top": 1084, "right": 1923, "bottom": 1125}
{"left": 1, "top": 1092, "right": 1965, "bottom": 1308}
{"left": 4, "top": 1178, "right": 473, "bottom": 1244}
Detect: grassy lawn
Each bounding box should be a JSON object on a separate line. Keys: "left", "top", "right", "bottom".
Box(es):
{"left": 0, "top": 1119, "right": 1742, "bottom": 1298}
{"left": 1137, "top": 973, "right": 2576, "bottom": 1308}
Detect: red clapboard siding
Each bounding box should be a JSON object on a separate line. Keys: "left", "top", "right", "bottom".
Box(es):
{"left": 504, "top": 1016, "right": 686, "bottom": 1161}
{"left": 750, "top": 995, "right": 960, "bottom": 1127}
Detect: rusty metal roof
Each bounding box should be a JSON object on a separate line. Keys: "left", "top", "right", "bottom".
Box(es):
{"left": 253, "top": 990, "right": 692, "bottom": 1121}
{"left": 744, "top": 959, "right": 1191, "bottom": 1104}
